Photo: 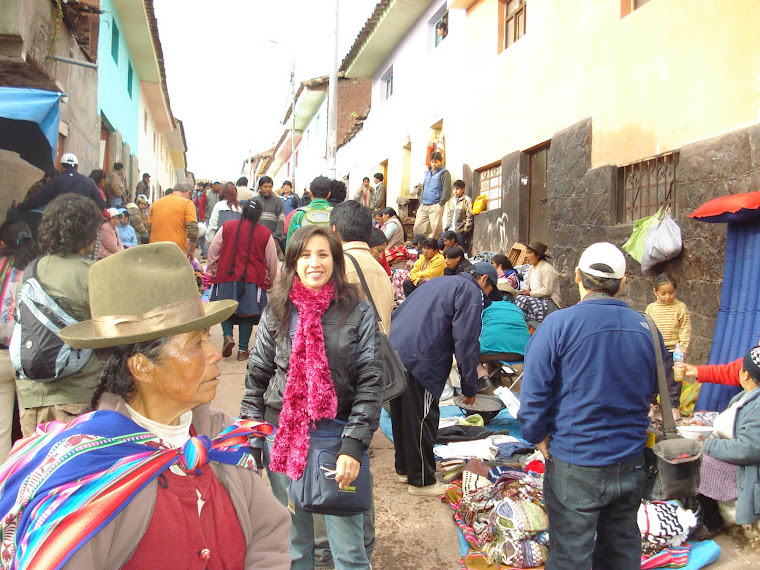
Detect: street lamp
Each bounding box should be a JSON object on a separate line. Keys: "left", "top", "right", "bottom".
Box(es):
{"left": 269, "top": 40, "right": 296, "bottom": 189}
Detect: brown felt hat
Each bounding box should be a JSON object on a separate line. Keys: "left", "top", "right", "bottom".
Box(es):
{"left": 59, "top": 242, "right": 237, "bottom": 349}
{"left": 526, "top": 240, "right": 550, "bottom": 259}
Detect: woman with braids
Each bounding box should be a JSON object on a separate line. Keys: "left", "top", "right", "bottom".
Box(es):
{"left": 0, "top": 220, "right": 35, "bottom": 459}
{"left": 242, "top": 225, "right": 383, "bottom": 569}
{"left": 207, "top": 198, "right": 278, "bottom": 361}
{"left": 15, "top": 194, "right": 103, "bottom": 437}
{"left": 0, "top": 242, "right": 290, "bottom": 569}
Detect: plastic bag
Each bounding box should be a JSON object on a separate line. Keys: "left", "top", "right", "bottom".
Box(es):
{"left": 622, "top": 208, "right": 662, "bottom": 263}
{"left": 641, "top": 214, "right": 682, "bottom": 272}
{"left": 472, "top": 194, "right": 488, "bottom": 215}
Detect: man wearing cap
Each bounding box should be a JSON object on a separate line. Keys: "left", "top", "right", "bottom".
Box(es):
{"left": 14, "top": 153, "right": 106, "bottom": 212}
{"left": 518, "top": 242, "right": 662, "bottom": 569}
{"left": 389, "top": 262, "right": 496, "bottom": 496}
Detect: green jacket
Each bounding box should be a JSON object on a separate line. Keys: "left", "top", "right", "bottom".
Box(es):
{"left": 16, "top": 254, "right": 102, "bottom": 408}
{"left": 286, "top": 199, "right": 332, "bottom": 245}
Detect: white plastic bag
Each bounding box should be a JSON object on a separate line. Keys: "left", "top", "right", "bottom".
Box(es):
{"left": 641, "top": 214, "right": 682, "bottom": 272}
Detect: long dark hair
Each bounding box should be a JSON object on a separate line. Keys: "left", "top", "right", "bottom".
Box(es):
{"left": 268, "top": 225, "right": 359, "bottom": 339}
{"left": 227, "top": 198, "right": 263, "bottom": 280}
{"left": 0, "top": 219, "right": 36, "bottom": 270}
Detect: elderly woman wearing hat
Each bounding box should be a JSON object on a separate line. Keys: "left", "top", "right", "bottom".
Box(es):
{"left": 514, "top": 240, "right": 561, "bottom": 324}
{"left": 126, "top": 195, "right": 150, "bottom": 244}
{"left": 0, "top": 243, "right": 291, "bottom": 569}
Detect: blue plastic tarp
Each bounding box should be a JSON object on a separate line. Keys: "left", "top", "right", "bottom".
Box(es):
{"left": 0, "top": 87, "right": 62, "bottom": 169}
{"left": 695, "top": 220, "right": 760, "bottom": 411}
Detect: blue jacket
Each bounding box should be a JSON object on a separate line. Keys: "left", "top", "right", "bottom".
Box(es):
{"left": 390, "top": 273, "right": 484, "bottom": 398}
{"left": 518, "top": 297, "right": 661, "bottom": 466}
{"left": 116, "top": 223, "right": 138, "bottom": 248}
{"left": 703, "top": 388, "right": 760, "bottom": 525}
{"left": 421, "top": 167, "right": 450, "bottom": 205}
{"left": 480, "top": 300, "right": 530, "bottom": 356}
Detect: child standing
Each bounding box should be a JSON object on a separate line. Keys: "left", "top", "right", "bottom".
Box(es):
{"left": 646, "top": 273, "right": 691, "bottom": 419}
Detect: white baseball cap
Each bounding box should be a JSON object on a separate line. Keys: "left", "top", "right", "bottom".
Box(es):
{"left": 106, "top": 208, "right": 121, "bottom": 219}
{"left": 61, "top": 153, "right": 78, "bottom": 166}
{"left": 578, "top": 242, "right": 626, "bottom": 279}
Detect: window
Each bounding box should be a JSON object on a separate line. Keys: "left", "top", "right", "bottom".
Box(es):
{"left": 111, "top": 20, "right": 119, "bottom": 63}
{"left": 616, "top": 151, "right": 678, "bottom": 223}
{"left": 502, "top": 0, "right": 526, "bottom": 51}
{"left": 434, "top": 11, "right": 448, "bottom": 47}
{"left": 385, "top": 72, "right": 393, "bottom": 100}
{"left": 478, "top": 164, "right": 502, "bottom": 211}
{"left": 621, "top": 0, "right": 653, "bottom": 18}
{"left": 127, "top": 62, "right": 133, "bottom": 98}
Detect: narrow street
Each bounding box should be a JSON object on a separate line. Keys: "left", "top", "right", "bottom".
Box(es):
{"left": 208, "top": 322, "right": 758, "bottom": 570}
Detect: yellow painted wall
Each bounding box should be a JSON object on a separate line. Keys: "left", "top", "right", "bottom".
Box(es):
{"left": 463, "top": 0, "right": 760, "bottom": 169}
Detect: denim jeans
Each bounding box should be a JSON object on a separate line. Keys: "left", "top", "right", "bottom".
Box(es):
{"left": 263, "top": 435, "right": 370, "bottom": 569}
{"left": 544, "top": 454, "right": 646, "bottom": 570}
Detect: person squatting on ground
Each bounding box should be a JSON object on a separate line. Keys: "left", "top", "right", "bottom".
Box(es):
{"left": 242, "top": 225, "right": 383, "bottom": 569}
{"left": 0, "top": 242, "right": 291, "bottom": 568}
{"left": 413, "top": 151, "right": 451, "bottom": 239}
{"left": 518, "top": 242, "right": 661, "bottom": 570}
{"left": 208, "top": 199, "right": 278, "bottom": 362}
{"left": 389, "top": 263, "right": 495, "bottom": 495}
{"left": 16, "top": 194, "right": 104, "bottom": 437}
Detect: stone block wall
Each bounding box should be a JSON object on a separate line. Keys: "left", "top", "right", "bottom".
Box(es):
{"left": 470, "top": 117, "right": 760, "bottom": 363}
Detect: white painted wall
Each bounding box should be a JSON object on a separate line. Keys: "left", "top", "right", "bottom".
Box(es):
{"left": 336, "top": 2, "right": 468, "bottom": 210}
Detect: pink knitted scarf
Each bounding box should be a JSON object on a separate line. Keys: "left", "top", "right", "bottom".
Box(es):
{"left": 269, "top": 278, "right": 337, "bottom": 479}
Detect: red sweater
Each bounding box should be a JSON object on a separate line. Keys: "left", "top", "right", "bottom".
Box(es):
{"left": 696, "top": 358, "right": 741, "bottom": 386}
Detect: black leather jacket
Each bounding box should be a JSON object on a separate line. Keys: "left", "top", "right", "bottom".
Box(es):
{"left": 242, "top": 299, "right": 383, "bottom": 461}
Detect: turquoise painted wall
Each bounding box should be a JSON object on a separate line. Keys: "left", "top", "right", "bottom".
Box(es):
{"left": 98, "top": 0, "right": 139, "bottom": 153}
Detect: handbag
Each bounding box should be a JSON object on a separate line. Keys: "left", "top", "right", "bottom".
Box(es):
{"left": 344, "top": 252, "right": 408, "bottom": 403}
{"left": 288, "top": 419, "right": 371, "bottom": 516}
{"left": 643, "top": 314, "right": 702, "bottom": 500}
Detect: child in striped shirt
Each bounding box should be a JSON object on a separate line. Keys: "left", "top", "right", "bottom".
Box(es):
{"left": 646, "top": 273, "right": 691, "bottom": 420}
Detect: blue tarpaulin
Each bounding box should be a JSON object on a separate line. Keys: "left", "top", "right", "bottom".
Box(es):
{"left": 0, "top": 87, "right": 62, "bottom": 171}
{"left": 695, "top": 219, "right": 760, "bottom": 411}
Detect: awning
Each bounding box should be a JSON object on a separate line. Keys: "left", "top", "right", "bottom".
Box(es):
{"left": 0, "top": 87, "right": 63, "bottom": 172}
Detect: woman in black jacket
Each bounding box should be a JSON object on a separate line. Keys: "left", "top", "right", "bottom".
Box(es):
{"left": 242, "top": 225, "right": 382, "bottom": 570}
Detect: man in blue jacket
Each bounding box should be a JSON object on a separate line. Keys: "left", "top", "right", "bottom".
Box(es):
{"left": 413, "top": 150, "right": 451, "bottom": 239}
{"left": 389, "top": 262, "right": 496, "bottom": 495}
{"left": 519, "top": 242, "right": 661, "bottom": 570}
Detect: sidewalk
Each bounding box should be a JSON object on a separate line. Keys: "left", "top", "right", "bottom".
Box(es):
{"left": 208, "top": 322, "right": 758, "bottom": 569}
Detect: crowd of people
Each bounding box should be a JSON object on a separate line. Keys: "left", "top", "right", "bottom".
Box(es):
{"left": 0, "top": 150, "right": 756, "bottom": 568}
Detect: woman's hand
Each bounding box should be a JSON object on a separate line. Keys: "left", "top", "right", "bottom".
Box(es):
{"left": 520, "top": 288, "right": 530, "bottom": 296}
{"left": 683, "top": 363, "right": 698, "bottom": 379}
{"left": 335, "top": 454, "right": 361, "bottom": 490}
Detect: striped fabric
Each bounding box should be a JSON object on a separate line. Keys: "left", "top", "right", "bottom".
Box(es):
{"left": 0, "top": 411, "right": 274, "bottom": 570}
{"left": 640, "top": 543, "right": 691, "bottom": 569}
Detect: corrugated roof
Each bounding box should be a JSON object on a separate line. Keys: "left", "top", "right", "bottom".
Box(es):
{"left": 339, "top": 0, "right": 393, "bottom": 73}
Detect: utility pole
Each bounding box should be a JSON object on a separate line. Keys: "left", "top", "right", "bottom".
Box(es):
{"left": 326, "top": 0, "right": 339, "bottom": 179}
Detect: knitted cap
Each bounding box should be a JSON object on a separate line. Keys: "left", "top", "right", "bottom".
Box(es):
{"left": 743, "top": 346, "right": 760, "bottom": 385}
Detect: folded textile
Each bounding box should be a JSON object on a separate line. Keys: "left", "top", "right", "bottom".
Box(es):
{"left": 495, "top": 442, "right": 536, "bottom": 459}
{"left": 438, "top": 425, "right": 495, "bottom": 443}
{"left": 436, "top": 439, "right": 499, "bottom": 461}
{"left": 641, "top": 543, "right": 690, "bottom": 569}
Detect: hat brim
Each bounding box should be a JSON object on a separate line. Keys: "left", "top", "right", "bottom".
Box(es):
{"left": 59, "top": 300, "right": 238, "bottom": 349}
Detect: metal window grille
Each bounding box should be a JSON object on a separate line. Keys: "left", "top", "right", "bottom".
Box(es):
{"left": 479, "top": 165, "right": 502, "bottom": 211}
{"left": 617, "top": 151, "right": 678, "bottom": 223}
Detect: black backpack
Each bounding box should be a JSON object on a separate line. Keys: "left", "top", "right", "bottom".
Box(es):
{"left": 9, "top": 258, "right": 92, "bottom": 382}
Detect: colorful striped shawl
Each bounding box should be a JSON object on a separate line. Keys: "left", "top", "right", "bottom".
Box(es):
{"left": 0, "top": 410, "right": 274, "bottom": 570}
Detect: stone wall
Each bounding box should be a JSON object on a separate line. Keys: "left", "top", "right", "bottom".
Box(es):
{"left": 470, "top": 117, "right": 760, "bottom": 364}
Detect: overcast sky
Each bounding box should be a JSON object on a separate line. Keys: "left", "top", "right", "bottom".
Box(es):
{"left": 153, "top": 0, "right": 376, "bottom": 182}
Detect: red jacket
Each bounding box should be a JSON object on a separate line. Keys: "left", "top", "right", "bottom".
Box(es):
{"left": 212, "top": 219, "right": 271, "bottom": 290}
{"left": 696, "top": 358, "right": 741, "bottom": 385}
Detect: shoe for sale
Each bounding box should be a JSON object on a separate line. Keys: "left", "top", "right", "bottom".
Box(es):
{"left": 398, "top": 474, "right": 408, "bottom": 483}
{"left": 222, "top": 336, "right": 235, "bottom": 357}
{"left": 408, "top": 482, "right": 445, "bottom": 496}
{"left": 237, "top": 350, "right": 250, "bottom": 361}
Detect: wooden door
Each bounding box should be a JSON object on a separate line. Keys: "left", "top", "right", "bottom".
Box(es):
{"left": 528, "top": 144, "right": 549, "bottom": 244}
